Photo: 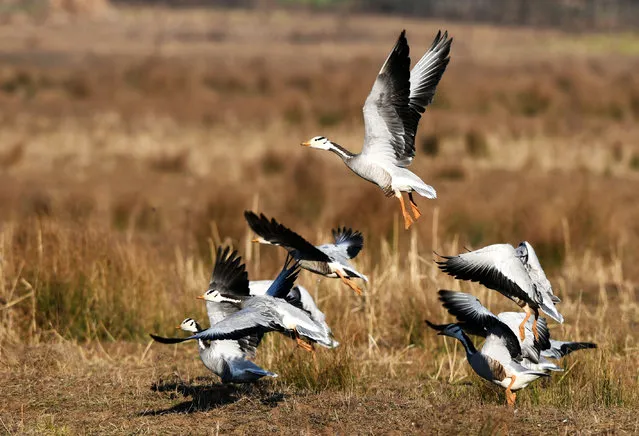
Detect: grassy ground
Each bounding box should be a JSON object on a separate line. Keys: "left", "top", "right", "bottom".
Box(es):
{"left": 1, "top": 6, "right": 639, "bottom": 434}
{"left": 0, "top": 342, "right": 635, "bottom": 434}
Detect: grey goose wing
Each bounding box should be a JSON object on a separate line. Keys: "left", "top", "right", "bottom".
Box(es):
{"left": 438, "top": 290, "right": 523, "bottom": 360}
{"left": 408, "top": 31, "right": 452, "bottom": 120}
{"left": 191, "top": 306, "right": 281, "bottom": 342}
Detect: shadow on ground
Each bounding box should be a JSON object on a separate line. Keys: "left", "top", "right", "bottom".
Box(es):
{"left": 139, "top": 378, "right": 285, "bottom": 415}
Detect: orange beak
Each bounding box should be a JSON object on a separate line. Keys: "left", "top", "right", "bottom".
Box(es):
{"left": 251, "top": 238, "right": 260, "bottom": 243}
{"left": 196, "top": 295, "right": 205, "bottom": 300}
{"left": 175, "top": 326, "right": 181, "bottom": 330}
{"left": 301, "top": 141, "right": 311, "bottom": 147}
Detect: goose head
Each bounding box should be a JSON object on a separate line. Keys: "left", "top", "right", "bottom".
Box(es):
{"left": 301, "top": 136, "right": 331, "bottom": 150}
{"left": 516, "top": 241, "right": 546, "bottom": 272}
{"left": 198, "top": 289, "right": 242, "bottom": 304}
{"left": 515, "top": 241, "right": 530, "bottom": 264}
{"left": 177, "top": 317, "right": 200, "bottom": 333}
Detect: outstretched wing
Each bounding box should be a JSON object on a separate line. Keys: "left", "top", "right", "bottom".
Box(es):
{"left": 541, "top": 340, "right": 597, "bottom": 359}
{"left": 438, "top": 290, "right": 522, "bottom": 360}
{"left": 244, "top": 211, "right": 330, "bottom": 262}
{"left": 208, "top": 246, "right": 250, "bottom": 296}
{"left": 361, "top": 30, "right": 452, "bottom": 168}
{"left": 194, "top": 307, "right": 280, "bottom": 342}
{"left": 149, "top": 333, "right": 191, "bottom": 344}
{"left": 436, "top": 244, "right": 538, "bottom": 305}
{"left": 205, "top": 246, "right": 250, "bottom": 326}
{"left": 408, "top": 31, "right": 452, "bottom": 121}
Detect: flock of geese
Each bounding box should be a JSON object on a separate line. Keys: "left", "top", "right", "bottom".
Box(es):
{"left": 150, "top": 30, "right": 596, "bottom": 406}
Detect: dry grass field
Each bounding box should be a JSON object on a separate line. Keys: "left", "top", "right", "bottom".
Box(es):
{"left": 1, "top": 6, "right": 638, "bottom": 434}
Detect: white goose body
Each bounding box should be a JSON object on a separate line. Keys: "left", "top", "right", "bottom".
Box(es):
{"left": 178, "top": 318, "right": 276, "bottom": 384}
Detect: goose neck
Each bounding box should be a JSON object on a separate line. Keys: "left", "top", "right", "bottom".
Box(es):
{"left": 328, "top": 141, "right": 355, "bottom": 161}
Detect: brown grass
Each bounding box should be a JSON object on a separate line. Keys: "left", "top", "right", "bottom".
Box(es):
{"left": 0, "top": 6, "right": 638, "bottom": 434}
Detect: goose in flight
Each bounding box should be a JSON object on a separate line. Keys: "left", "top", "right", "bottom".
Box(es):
{"left": 245, "top": 211, "right": 368, "bottom": 295}
{"left": 151, "top": 256, "right": 339, "bottom": 352}
{"left": 436, "top": 241, "right": 563, "bottom": 341}
{"left": 301, "top": 30, "right": 452, "bottom": 229}
{"left": 173, "top": 317, "right": 277, "bottom": 383}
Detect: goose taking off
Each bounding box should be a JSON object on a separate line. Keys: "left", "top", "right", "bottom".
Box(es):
{"left": 426, "top": 322, "right": 548, "bottom": 407}
{"left": 245, "top": 211, "right": 368, "bottom": 295}
{"left": 426, "top": 290, "right": 553, "bottom": 407}
{"left": 150, "top": 247, "right": 273, "bottom": 383}
{"left": 174, "top": 317, "right": 277, "bottom": 383}
{"left": 301, "top": 30, "right": 452, "bottom": 229}
{"left": 434, "top": 290, "right": 595, "bottom": 369}
{"left": 151, "top": 257, "right": 339, "bottom": 352}
{"left": 436, "top": 241, "right": 563, "bottom": 341}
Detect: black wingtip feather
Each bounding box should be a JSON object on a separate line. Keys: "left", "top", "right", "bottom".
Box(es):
{"left": 210, "top": 246, "right": 250, "bottom": 296}
{"left": 332, "top": 226, "right": 364, "bottom": 258}
{"left": 561, "top": 341, "right": 598, "bottom": 356}
{"left": 266, "top": 255, "right": 301, "bottom": 299}
{"left": 149, "top": 333, "right": 190, "bottom": 344}
{"left": 245, "top": 210, "right": 330, "bottom": 262}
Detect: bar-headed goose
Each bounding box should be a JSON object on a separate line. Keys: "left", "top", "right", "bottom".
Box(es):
{"left": 426, "top": 290, "right": 552, "bottom": 407}
{"left": 245, "top": 211, "right": 368, "bottom": 295}
{"left": 301, "top": 30, "right": 452, "bottom": 229}
{"left": 151, "top": 257, "right": 339, "bottom": 352}
{"left": 173, "top": 317, "right": 277, "bottom": 383}
{"left": 436, "top": 241, "right": 563, "bottom": 341}
{"left": 435, "top": 290, "right": 594, "bottom": 368}
{"left": 426, "top": 322, "right": 549, "bottom": 407}
{"left": 426, "top": 290, "right": 596, "bottom": 406}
